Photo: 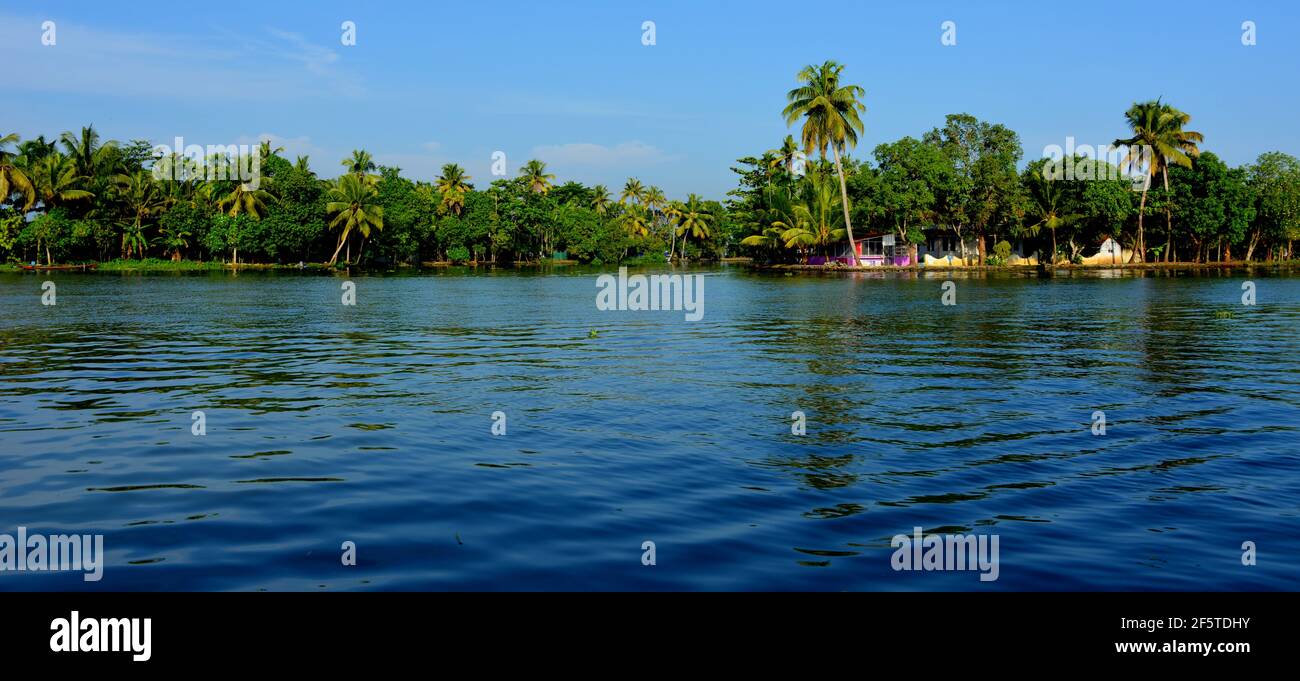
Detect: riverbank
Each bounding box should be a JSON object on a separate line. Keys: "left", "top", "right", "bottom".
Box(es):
{"left": 757, "top": 260, "right": 1300, "bottom": 274}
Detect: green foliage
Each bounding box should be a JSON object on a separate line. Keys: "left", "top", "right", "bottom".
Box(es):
{"left": 446, "top": 245, "right": 471, "bottom": 263}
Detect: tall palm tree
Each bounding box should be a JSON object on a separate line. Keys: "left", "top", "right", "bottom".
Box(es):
{"left": 590, "top": 184, "right": 611, "bottom": 217}
{"left": 519, "top": 159, "right": 554, "bottom": 194}
{"left": 783, "top": 60, "right": 867, "bottom": 264}
{"left": 673, "top": 194, "right": 714, "bottom": 260}
{"left": 326, "top": 173, "right": 384, "bottom": 266}
{"left": 436, "top": 163, "right": 472, "bottom": 215}
{"left": 0, "top": 133, "right": 37, "bottom": 211}
{"left": 1114, "top": 99, "right": 1203, "bottom": 262}
{"left": 341, "top": 149, "right": 376, "bottom": 176}
{"left": 619, "top": 178, "right": 646, "bottom": 206}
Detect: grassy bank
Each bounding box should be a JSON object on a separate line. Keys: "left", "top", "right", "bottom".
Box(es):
{"left": 758, "top": 260, "right": 1300, "bottom": 274}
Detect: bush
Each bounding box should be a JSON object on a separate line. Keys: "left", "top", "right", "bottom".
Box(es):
{"left": 447, "top": 245, "right": 471, "bottom": 263}
{"left": 994, "top": 240, "right": 1012, "bottom": 260}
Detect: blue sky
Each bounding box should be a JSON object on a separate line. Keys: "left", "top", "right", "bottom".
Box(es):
{"left": 4, "top": 1, "right": 1298, "bottom": 198}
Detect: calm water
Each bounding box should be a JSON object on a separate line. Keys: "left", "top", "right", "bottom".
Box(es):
{"left": 1, "top": 266, "right": 1297, "bottom": 591}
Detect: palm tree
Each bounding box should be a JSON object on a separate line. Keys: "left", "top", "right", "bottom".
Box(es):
{"left": 768, "top": 135, "right": 801, "bottom": 175}
{"left": 115, "top": 170, "right": 166, "bottom": 259}
{"left": 1024, "top": 165, "right": 1076, "bottom": 264}
{"left": 619, "top": 178, "right": 646, "bottom": 206}
{"left": 341, "top": 149, "right": 376, "bottom": 176}
{"left": 673, "top": 194, "right": 714, "bottom": 260}
{"left": 0, "top": 133, "right": 37, "bottom": 211}
{"left": 218, "top": 181, "right": 273, "bottom": 219}
{"left": 643, "top": 185, "right": 669, "bottom": 258}
{"left": 519, "top": 159, "right": 554, "bottom": 194}
{"left": 783, "top": 60, "right": 867, "bottom": 264}
{"left": 32, "top": 152, "right": 94, "bottom": 210}
{"left": 294, "top": 155, "right": 312, "bottom": 173}
{"left": 590, "top": 184, "right": 611, "bottom": 217}
{"left": 779, "top": 171, "right": 845, "bottom": 258}
{"left": 158, "top": 224, "right": 192, "bottom": 262}
{"left": 620, "top": 204, "right": 651, "bottom": 239}
{"left": 60, "top": 126, "right": 116, "bottom": 179}
{"left": 436, "top": 163, "right": 472, "bottom": 215}
{"left": 326, "top": 173, "right": 384, "bottom": 265}
{"left": 1114, "top": 99, "right": 1203, "bottom": 262}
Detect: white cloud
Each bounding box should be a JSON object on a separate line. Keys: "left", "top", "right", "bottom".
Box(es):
{"left": 0, "top": 13, "right": 361, "bottom": 101}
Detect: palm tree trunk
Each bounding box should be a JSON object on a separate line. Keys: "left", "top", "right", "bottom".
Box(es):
{"left": 830, "top": 145, "right": 858, "bottom": 266}
{"left": 1133, "top": 184, "right": 1148, "bottom": 263}
{"left": 1162, "top": 167, "right": 1172, "bottom": 262}
{"left": 328, "top": 232, "right": 348, "bottom": 266}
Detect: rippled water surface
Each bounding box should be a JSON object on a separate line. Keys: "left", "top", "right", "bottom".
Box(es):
{"left": 1, "top": 266, "right": 1297, "bottom": 590}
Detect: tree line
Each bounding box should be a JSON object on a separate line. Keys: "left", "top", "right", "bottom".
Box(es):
{"left": 731, "top": 61, "right": 1300, "bottom": 265}
{"left": 3, "top": 60, "right": 1298, "bottom": 268}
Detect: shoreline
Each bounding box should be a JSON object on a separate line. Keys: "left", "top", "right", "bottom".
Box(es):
{"left": 3, "top": 258, "right": 1297, "bottom": 275}
{"left": 756, "top": 260, "right": 1300, "bottom": 274}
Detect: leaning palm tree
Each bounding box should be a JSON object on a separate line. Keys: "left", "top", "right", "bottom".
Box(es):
{"left": 673, "top": 194, "right": 714, "bottom": 261}
{"left": 519, "top": 159, "right": 554, "bottom": 194}
{"left": 436, "top": 163, "right": 472, "bottom": 215}
{"left": 1114, "top": 99, "right": 1202, "bottom": 262}
{"left": 0, "top": 133, "right": 37, "bottom": 211}
{"left": 326, "top": 173, "right": 384, "bottom": 266}
{"left": 619, "top": 178, "right": 646, "bottom": 206}
{"left": 783, "top": 60, "right": 866, "bottom": 264}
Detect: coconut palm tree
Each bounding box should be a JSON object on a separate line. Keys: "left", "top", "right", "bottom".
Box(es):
{"left": 341, "top": 149, "right": 376, "bottom": 176}
{"left": 619, "top": 178, "right": 645, "bottom": 206}
{"left": 620, "top": 204, "right": 651, "bottom": 239}
{"left": 218, "top": 180, "right": 273, "bottom": 219}
{"left": 673, "top": 194, "right": 714, "bottom": 260}
{"left": 768, "top": 135, "right": 801, "bottom": 175}
{"left": 436, "top": 163, "right": 472, "bottom": 215}
{"left": 591, "top": 184, "right": 611, "bottom": 217}
{"left": 0, "top": 133, "right": 37, "bottom": 211}
{"left": 326, "top": 173, "right": 384, "bottom": 266}
{"left": 783, "top": 60, "right": 866, "bottom": 264}
{"left": 519, "top": 159, "right": 554, "bottom": 194}
{"left": 60, "top": 126, "right": 116, "bottom": 179}
{"left": 31, "top": 152, "right": 94, "bottom": 210}
{"left": 1114, "top": 99, "right": 1203, "bottom": 262}
{"left": 115, "top": 170, "right": 166, "bottom": 259}
{"left": 779, "top": 171, "right": 845, "bottom": 258}
{"left": 294, "top": 155, "right": 312, "bottom": 173}
{"left": 1024, "top": 164, "right": 1077, "bottom": 264}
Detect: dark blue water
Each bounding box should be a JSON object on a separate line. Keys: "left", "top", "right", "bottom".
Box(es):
{"left": 1, "top": 266, "right": 1297, "bottom": 590}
